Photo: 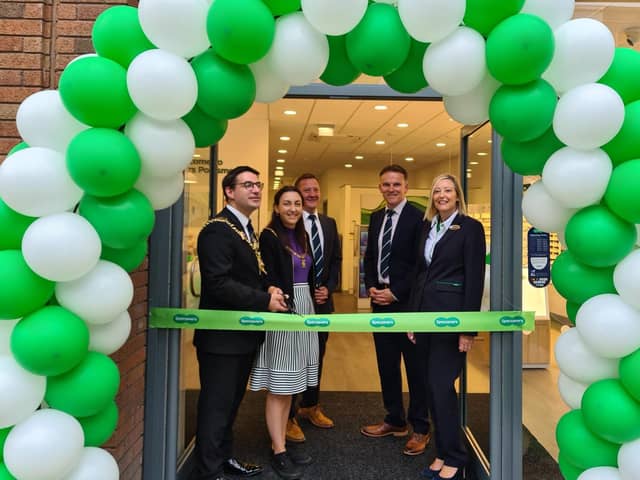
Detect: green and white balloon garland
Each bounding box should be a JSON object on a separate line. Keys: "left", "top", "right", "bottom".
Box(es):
{"left": 1, "top": 0, "right": 640, "bottom": 479}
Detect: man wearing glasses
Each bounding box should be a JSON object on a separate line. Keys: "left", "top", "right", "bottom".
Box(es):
{"left": 191, "top": 166, "right": 288, "bottom": 480}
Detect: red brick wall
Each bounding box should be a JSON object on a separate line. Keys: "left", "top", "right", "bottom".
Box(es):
{"left": 1, "top": 2, "right": 148, "bottom": 479}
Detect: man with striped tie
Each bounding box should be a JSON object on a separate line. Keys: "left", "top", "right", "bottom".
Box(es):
{"left": 285, "top": 173, "right": 342, "bottom": 443}
{"left": 361, "top": 165, "right": 431, "bottom": 457}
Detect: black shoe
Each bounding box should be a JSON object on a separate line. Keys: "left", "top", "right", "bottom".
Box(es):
{"left": 271, "top": 452, "right": 302, "bottom": 480}
{"left": 224, "top": 458, "right": 263, "bottom": 477}
{"left": 287, "top": 446, "right": 313, "bottom": 466}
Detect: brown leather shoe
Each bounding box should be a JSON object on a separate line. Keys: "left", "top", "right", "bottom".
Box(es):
{"left": 360, "top": 421, "right": 409, "bottom": 438}
{"left": 298, "top": 405, "right": 334, "bottom": 429}
{"left": 286, "top": 418, "right": 305, "bottom": 443}
{"left": 403, "top": 432, "right": 431, "bottom": 456}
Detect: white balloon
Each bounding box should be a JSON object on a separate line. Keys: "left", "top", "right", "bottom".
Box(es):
{"left": 301, "top": 0, "right": 368, "bottom": 36}
{"left": 553, "top": 83, "right": 624, "bottom": 150}
{"left": 56, "top": 260, "right": 134, "bottom": 326}
{"left": 577, "top": 294, "right": 640, "bottom": 359}
{"left": 554, "top": 327, "right": 619, "bottom": 384}
{"left": 0, "top": 355, "right": 46, "bottom": 429}
{"left": 619, "top": 438, "right": 640, "bottom": 480}
{"left": 0, "top": 319, "right": 19, "bottom": 354}
{"left": 398, "top": 0, "right": 465, "bottom": 43}
{"left": 127, "top": 49, "right": 197, "bottom": 121}
{"left": 125, "top": 113, "right": 195, "bottom": 178}
{"left": 0, "top": 147, "right": 83, "bottom": 217}
{"left": 88, "top": 311, "right": 132, "bottom": 355}
{"left": 542, "top": 147, "right": 612, "bottom": 208}
{"left": 521, "top": 0, "right": 575, "bottom": 30}
{"left": 444, "top": 72, "right": 500, "bottom": 125}
{"left": 522, "top": 180, "right": 577, "bottom": 234}
{"left": 4, "top": 409, "right": 84, "bottom": 480}
{"left": 557, "top": 372, "right": 588, "bottom": 409}
{"left": 249, "top": 58, "right": 290, "bottom": 103}
{"left": 423, "top": 27, "right": 487, "bottom": 96}
{"left": 65, "top": 447, "right": 119, "bottom": 480}
{"left": 543, "top": 18, "right": 615, "bottom": 94}
{"left": 265, "top": 12, "right": 329, "bottom": 87}
{"left": 16, "top": 90, "right": 89, "bottom": 153}
{"left": 614, "top": 249, "right": 640, "bottom": 311}
{"left": 135, "top": 171, "right": 184, "bottom": 210}
{"left": 138, "top": 0, "right": 209, "bottom": 58}
{"left": 22, "top": 213, "right": 101, "bottom": 282}
{"left": 578, "top": 467, "right": 622, "bottom": 480}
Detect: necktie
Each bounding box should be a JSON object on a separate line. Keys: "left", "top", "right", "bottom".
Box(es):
{"left": 309, "top": 214, "right": 324, "bottom": 286}
{"left": 380, "top": 209, "right": 394, "bottom": 279}
{"left": 246, "top": 220, "right": 256, "bottom": 243}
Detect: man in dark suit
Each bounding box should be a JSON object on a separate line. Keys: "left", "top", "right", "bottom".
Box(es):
{"left": 191, "top": 166, "right": 288, "bottom": 480}
{"left": 285, "top": 173, "right": 342, "bottom": 443}
{"left": 360, "top": 165, "right": 431, "bottom": 457}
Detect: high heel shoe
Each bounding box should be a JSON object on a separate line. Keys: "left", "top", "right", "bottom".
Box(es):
{"left": 421, "top": 466, "right": 441, "bottom": 478}
{"left": 434, "top": 467, "right": 463, "bottom": 479}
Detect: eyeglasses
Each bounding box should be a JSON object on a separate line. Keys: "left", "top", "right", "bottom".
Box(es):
{"left": 233, "top": 181, "right": 264, "bottom": 190}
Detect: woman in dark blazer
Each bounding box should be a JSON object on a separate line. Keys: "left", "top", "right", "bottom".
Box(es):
{"left": 410, "top": 174, "right": 486, "bottom": 480}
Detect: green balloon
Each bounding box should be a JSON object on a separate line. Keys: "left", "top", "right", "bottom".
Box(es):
{"left": 346, "top": 3, "right": 411, "bottom": 77}
{"left": 11, "top": 306, "right": 89, "bottom": 376}
{"left": 79, "top": 190, "right": 155, "bottom": 250}
{"left": 59, "top": 56, "right": 137, "bottom": 128}
{"left": 566, "top": 300, "right": 580, "bottom": 326}
{"left": 604, "top": 159, "right": 640, "bottom": 224}
{"left": 101, "top": 241, "right": 148, "bottom": 273}
{"left": 384, "top": 39, "right": 429, "bottom": 94}
{"left": 46, "top": 352, "right": 120, "bottom": 418}
{"left": 486, "top": 14, "right": 554, "bottom": 85}
{"left": 208, "top": 0, "right": 275, "bottom": 65}
{"left": 0, "top": 250, "right": 54, "bottom": 319}
{"left": 78, "top": 401, "right": 119, "bottom": 446}
{"left": 92, "top": 6, "right": 155, "bottom": 68}
{"left": 620, "top": 348, "right": 640, "bottom": 403}
{"left": 191, "top": 50, "right": 256, "bottom": 120}
{"left": 67, "top": 128, "right": 141, "bottom": 197}
{"left": 7, "top": 142, "right": 28, "bottom": 156}
{"left": 0, "top": 198, "right": 36, "bottom": 250}
{"left": 0, "top": 427, "right": 10, "bottom": 462}
{"left": 321, "top": 35, "right": 361, "bottom": 87}
{"left": 602, "top": 100, "right": 640, "bottom": 167}
{"left": 489, "top": 79, "right": 557, "bottom": 142}
{"left": 464, "top": 0, "right": 525, "bottom": 37}
{"left": 0, "top": 463, "right": 15, "bottom": 480}
{"left": 556, "top": 409, "right": 619, "bottom": 470}
{"left": 582, "top": 378, "right": 640, "bottom": 444}
{"left": 558, "top": 452, "right": 584, "bottom": 480}
{"left": 565, "top": 205, "right": 636, "bottom": 268}
{"left": 262, "top": 0, "right": 300, "bottom": 15}
{"left": 551, "top": 250, "right": 616, "bottom": 305}
{"left": 501, "top": 126, "right": 564, "bottom": 175}
{"left": 599, "top": 47, "right": 640, "bottom": 105}
{"left": 182, "top": 105, "right": 228, "bottom": 148}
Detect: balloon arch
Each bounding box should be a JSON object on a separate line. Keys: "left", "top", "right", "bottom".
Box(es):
{"left": 2, "top": 0, "right": 640, "bottom": 479}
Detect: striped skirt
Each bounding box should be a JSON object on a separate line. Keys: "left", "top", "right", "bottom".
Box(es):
{"left": 249, "top": 283, "right": 319, "bottom": 395}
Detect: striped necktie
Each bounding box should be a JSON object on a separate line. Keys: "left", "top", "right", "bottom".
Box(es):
{"left": 246, "top": 220, "right": 256, "bottom": 243}
{"left": 380, "top": 209, "right": 395, "bottom": 279}
{"left": 309, "top": 214, "right": 324, "bottom": 286}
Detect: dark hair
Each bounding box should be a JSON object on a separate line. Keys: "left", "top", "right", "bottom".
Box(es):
{"left": 221, "top": 165, "right": 260, "bottom": 201}
{"left": 379, "top": 164, "right": 408, "bottom": 180}
{"left": 294, "top": 173, "right": 319, "bottom": 188}
{"left": 267, "top": 186, "right": 308, "bottom": 251}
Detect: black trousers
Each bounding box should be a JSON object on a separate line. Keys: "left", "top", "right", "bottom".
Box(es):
{"left": 417, "top": 332, "right": 468, "bottom": 468}
{"left": 290, "top": 331, "right": 329, "bottom": 418}
{"left": 190, "top": 349, "right": 256, "bottom": 480}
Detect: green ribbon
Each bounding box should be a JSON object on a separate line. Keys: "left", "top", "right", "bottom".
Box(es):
{"left": 150, "top": 308, "right": 535, "bottom": 332}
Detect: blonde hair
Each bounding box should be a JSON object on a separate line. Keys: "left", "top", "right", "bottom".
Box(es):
{"left": 426, "top": 173, "right": 467, "bottom": 221}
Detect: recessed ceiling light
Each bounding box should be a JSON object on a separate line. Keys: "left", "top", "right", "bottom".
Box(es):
{"left": 397, "top": 123, "right": 409, "bottom": 128}
{"left": 277, "top": 149, "right": 288, "bottom": 154}
{"left": 467, "top": 172, "right": 472, "bottom": 178}
{"left": 477, "top": 152, "right": 488, "bottom": 156}
{"left": 449, "top": 118, "right": 454, "bottom": 122}
{"left": 436, "top": 142, "right": 446, "bottom": 148}
{"left": 488, "top": 139, "right": 493, "bottom": 144}
{"left": 184, "top": 179, "right": 197, "bottom": 184}
{"left": 276, "top": 166, "right": 284, "bottom": 170}
{"left": 280, "top": 136, "right": 290, "bottom": 141}
{"left": 276, "top": 158, "right": 286, "bottom": 164}
{"left": 275, "top": 171, "right": 284, "bottom": 177}
{"left": 374, "top": 105, "right": 388, "bottom": 111}
{"left": 345, "top": 163, "right": 353, "bottom": 168}
{"left": 375, "top": 140, "right": 385, "bottom": 145}
{"left": 283, "top": 110, "right": 296, "bottom": 115}
{"left": 467, "top": 168, "right": 472, "bottom": 172}
{"left": 355, "top": 155, "right": 364, "bottom": 160}
{"left": 192, "top": 154, "right": 201, "bottom": 158}
{"left": 470, "top": 161, "right": 479, "bottom": 165}
{"left": 405, "top": 157, "right": 414, "bottom": 162}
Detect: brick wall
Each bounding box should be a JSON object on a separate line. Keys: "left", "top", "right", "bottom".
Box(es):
{"left": 1, "top": 2, "right": 148, "bottom": 479}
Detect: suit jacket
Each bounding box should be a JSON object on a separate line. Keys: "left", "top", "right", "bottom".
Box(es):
{"left": 410, "top": 214, "right": 486, "bottom": 313}
{"left": 194, "top": 207, "right": 270, "bottom": 355}
{"left": 315, "top": 214, "right": 341, "bottom": 314}
{"left": 364, "top": 202, "right": 423, "bottom": 309}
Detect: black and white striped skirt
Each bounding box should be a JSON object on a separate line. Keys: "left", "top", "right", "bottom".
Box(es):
{"left": 249, "top": 283, "right": 319, "bottom": 395}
